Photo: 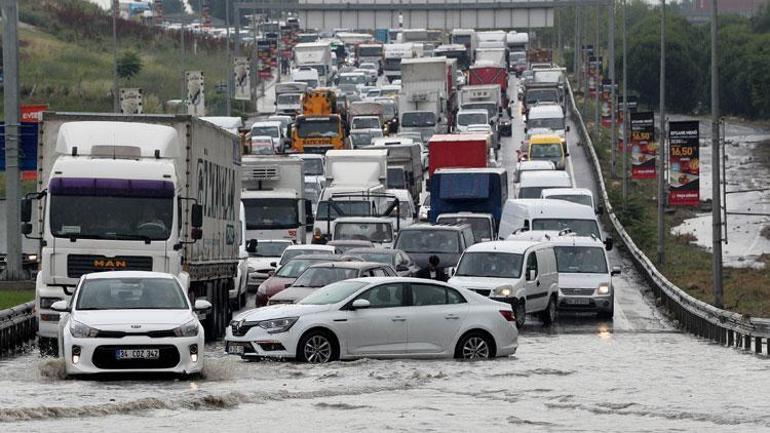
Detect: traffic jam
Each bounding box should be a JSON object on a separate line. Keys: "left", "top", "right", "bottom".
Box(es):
{"left": 31, "top": 22, "right": 621, "bottom": 376}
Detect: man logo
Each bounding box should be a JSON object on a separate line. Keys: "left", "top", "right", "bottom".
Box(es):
{"left": 93, "top": 259, "right": 128, "bottom": 269}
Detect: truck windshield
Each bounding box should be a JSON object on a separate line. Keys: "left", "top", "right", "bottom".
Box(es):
{"left": 383, "top": 58, "right": 402, "bottom": 71}
{"left": 249, "top": 241, "right": 291, "bottom": 258}
{"left": 296, "top": 118, "right": 340, "bottom": 138}
{"left": 455, "top": 252, "right": 523, "bottom": 278}
{"left": 457, "top": 112, "right": 488, "bottom": 126}
{"left": 301, "top": 158, "right": 324, "bottom": 176}
{"left": 251, "top": 126, "right": 280, "bottom": 138}
{"left": 387, "top": 168, "right": 406, "bottom": 189}
{"left": 277, "top": 94, "right": 301, "bottom": 105}
{"left": 554, "top": 246, "right": 608, "bottom": 274}
{"left": 335, "top": 222, "right": 393, "bottom": 243}
{"left": 316, "top": 201, "right": 372, "bottom": 220}
{"left": 526, "top": 90, "right": 558, "bottom": 105}
{"left": 518, "top": 187, "right": 548, "bottom": 199}
{"left": 461, "top": 103, "right": 496, "bottom": 119}
{"left": 437, "top": 217, "right": 492, "bottom": 241}
{"left": 527, "top": 117, "right": 565, "bottom": 130}
{"left": 339, "top": 74, "right": 367, "bottom": 85}
{"left": 49, "top": 178, "right": 173, "bottom": 241}
{"left": 351, "top": 117, "right": 380, "bottom": 130}
{"left": 531, "top": 143, "right": 562, "bottom": 158}
{"left": 401, "top": 112, "right": 436, "bottom": 127}
{"left": 396, "top": 230, "right": 460, "bottom": 253}
{"left": 358, "top": 46, "right": 383, "bottom": 56}
{"left": 532, "top": 218, "right": 601, "bottom": 238}
{"left": 452, "top": 34, "right": 471, "bottom": 47}
{"left": 243, "top": 198, "right": 299, "bottom": 229}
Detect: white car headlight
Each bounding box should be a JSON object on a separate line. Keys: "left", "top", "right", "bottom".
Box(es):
{"left": 492, "top": 285, "right": 513, "bottom": 297}
{"left": 257, "top": 317, "right": 298, "bottom": 334}
{"left": 597, "top": 283, "right": 611, "bottom": 295}
{"left": 173, "top": 319, "right": 200, "bottom": 337}
{"left": 70, "top": 320, "right": 99, "bottom": 338}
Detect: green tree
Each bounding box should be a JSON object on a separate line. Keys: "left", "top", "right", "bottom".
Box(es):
{"left": 117, "top": 50, "right": 142, "bottom": 80}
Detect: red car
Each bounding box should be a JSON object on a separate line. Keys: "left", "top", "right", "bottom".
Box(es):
{"left": 255, "top": 255, "right": 346, "bottom": 307}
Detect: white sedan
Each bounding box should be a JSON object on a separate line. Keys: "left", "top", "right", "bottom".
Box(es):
{"left": 225, "top": 277, "right": 518, "bottom": 363}
{"left": 51, "top": 271, "right": 210, "bottom": 376}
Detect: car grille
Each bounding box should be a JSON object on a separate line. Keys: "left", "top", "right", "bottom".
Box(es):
{"left": 91, "top": 345, "right": 180, "bottom": 369}
{"left": 231, "top": 321, "right": 257, "bottom": 337}
{"left": 96, "top": 329, "right": 177, "bottom": 338}
{"left": 471, "top": 289, "right": 491, "bottom": 297}
{"left": 561, "top": 288, "right": 596, "bottom": 296}
{"left": 67, "top": 255, "right": 153, "bottom": 278}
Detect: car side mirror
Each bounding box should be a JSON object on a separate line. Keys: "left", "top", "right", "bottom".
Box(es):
{"left": 194, "top": 299, "right": 213, "bottom": 312}
{"left": 605, "top": 236, "right": 614, "bottom": 251}
{"left": 527, "top": 269, "right": 536, "bottom": 281}
{"left": 50, "top": 300, "right": 69, "bottom": 312}
{"left": 597, "top": 205, "right": 605, "bottom": 215}
{"left": 21, "top": 198, "right": 32, "bottom": 223}
{"left": 270, "top": 261, "right": 277, "bottom": 268}
{"left": 611, "top": 266, "right": 621, "bottom": 276}
{"left": 22, "top": 223, "right": 33, "bottom": 235}
{"left": 351, "top": 299, "right": 371, "bottom": 310}
{"left": 246, "top": 239, "right": 258, "bottom": 253}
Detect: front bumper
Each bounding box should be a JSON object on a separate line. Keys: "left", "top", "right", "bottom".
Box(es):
{"left": 225, "top": 324, "right": 300, "bottom": 360}
{"left": 557, "top": 293, "right": 613, "bottom": 312}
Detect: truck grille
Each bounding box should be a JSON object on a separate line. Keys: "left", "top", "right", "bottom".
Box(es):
{"left": 67, "top": 255, "right": 153, "bottom": 278}
{"left": 91, "top": 345, "right": 180, "bottom": 369}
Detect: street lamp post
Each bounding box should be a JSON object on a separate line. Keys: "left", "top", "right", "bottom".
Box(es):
{"left": 609, "top": 0, "right": 617, "bottom": 178}
{"left": 622, "top": 0, "right": 629, "bottom": 206}
{"left": 711, "top": 0, "right": 724, "bottom": 308}
{"left": 112, "top": 0, "right": 119, "bottom": 112}
{"left": 658, "top": 0, "right": 667, "bottom": 265}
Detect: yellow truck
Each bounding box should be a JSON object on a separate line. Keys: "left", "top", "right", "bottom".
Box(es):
{"left": 291, "top": 88, "right": 345, "bottom": 153}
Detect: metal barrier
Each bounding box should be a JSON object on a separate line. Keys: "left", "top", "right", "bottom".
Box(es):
{"left": 566, "top": 80, "right": 770, "bottom": 356}
{"left": 0, "top": 301, "right": 37, "bottom": 357}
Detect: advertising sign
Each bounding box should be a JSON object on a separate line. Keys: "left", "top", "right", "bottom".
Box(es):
{"left": 668, "top": 121, "right": 700, "bottom": 206}
{"left": 119, "top": 88, "right": 143, "bottom": 114}
{"left": 186, "top": 70, "right": 206, "bottom": 116}
{"left": 233, "top": 57, "right": 251, "bottom": 101}
{"left": 630, "top": 112, "right": 656, "bottom": 179}
{"left": 20, "top": 104, "right": 47, "bottom": 123}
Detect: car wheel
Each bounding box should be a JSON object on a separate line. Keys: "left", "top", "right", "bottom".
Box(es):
{"left": 539, "top": 295, "right": 557, "bottom": 326}
{"left": 597, "top": 302, "right": 614, "bottom": 319}
{"left": 455, "top": 332, "right": 493, "bottom": 360}
{"left": 298, "top": 330, "right": 338, "bottom": 364}
{"left": 514, "top": 299, "right": 526, "bottom": 329}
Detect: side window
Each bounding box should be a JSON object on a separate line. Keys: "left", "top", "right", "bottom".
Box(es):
{"left": 369, "top": 268, "right": 388, "bottom": 277}
{"left": 446, "top": 288, "right": 467, "bottom": 304}
{"left": 526, "top": 252, "right": 539, "bottom": 279}
{"left": 355, "top": 283, "right": 404, "bottom": 308}
{"left": 411, "top": 283, "right": 448, "bottom": 306}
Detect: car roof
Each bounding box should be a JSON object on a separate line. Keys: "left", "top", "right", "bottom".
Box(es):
{"left": 529, "top": 134, "right": 563, "bottom": 144}
{"left": 465, "top": 240, "right": 540, "bottom": 254}
{"left": 285, "top": 244, "right": 337, "bottom": 251}
{"left": 399, "top": 223, "right": 469, "bottom": 232}
{"left": 519, "top": 170, "right": 572, "bottom": 185}
{"left": 548, "top": 235, "right": 608, "bottom": 248}
{"left": 346, "top": 247, "right": 399, "bottom": 256}
{"left": 458, "top": 109, "right": 489, "bottom": 115}
{"left": 334, "top": 216, "right": 394, "bottom": 224}
{"left": 289, "top": 254, "right": 343, "bottom": 262}
{"left": 541, "top": 187, "right": 593, "bottom": 197}
{"left": 505, "top": 198, "right": 597, "bottom": 217}
{"left": 82, "top": 271, "right": 176, "bottom": 280}
{"left": 305, "top": 261, "right": 386, "bottom": 270}
{"left": 527, "top": 104, "right": 564, "bottom": 118}
{"left": 328, "top": 239, "right": 375, "bottom": 246}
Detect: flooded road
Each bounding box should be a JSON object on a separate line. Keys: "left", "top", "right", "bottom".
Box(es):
{"left": 1, "top": 77, "right": 767, "bottom": 432}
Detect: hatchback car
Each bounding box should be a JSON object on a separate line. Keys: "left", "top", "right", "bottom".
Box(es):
{"left": 226, "top": 277, "right": 518, "bottom": 362}
{"left": 256, "top": 255, "right": 345, "bottom": 307}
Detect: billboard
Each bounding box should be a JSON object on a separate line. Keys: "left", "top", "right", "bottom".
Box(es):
{"left": 186, "top": 71, "right": 206, "bottom": 116}
{"left": 234, "top": 57, "right": 251, "bottom": 101}
{"left": 630, "top": 112, "right": 656, "bottom": 179}
{"left": 119, "top": 88, "right": 143, "bottom": 114}
{"left": 668, "top": 121, "right": 700, "bottom": 206}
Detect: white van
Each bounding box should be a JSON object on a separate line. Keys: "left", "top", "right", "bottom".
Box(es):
{"left": 498, "top": 199, "right": 612, "bottom": 250}
{"left": 526, "top": 103, "right": 568, "bottom": 150}
{"left": 449, "top": 240, "right": 559, "bottom": 328}
{"left": 549, "top": 236, "right": 621, "bottom": 318}
{"left": 515, "top": 159, "right": 555, "bottom": 183}
{"left": 541, "top": 187, "right": 602, "bottom": 214}
{"left": 291, "top": 68, "right": 320, "bottom": 89}
{"left": 515, "top": 170, "right": 572, "bottom": 199}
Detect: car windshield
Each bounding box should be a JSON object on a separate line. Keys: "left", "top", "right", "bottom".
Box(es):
{"left": 249, "top": 142, "right": 275, "bottom": 155}
{"left": 276, "top": 258, "right": 332, "bottom": 278}
{"left": 455, "top": 252, "right": 523, "bottom": 278}
{"left": 438, "top": 217, "right": 491, "bottom": 241}
{"left": 243, "top": 198, "right": 299, "bottom": 229}
{"left": 351, "top": 252, "right": 393, "bottom": 265}
{"left": 49, "top": 178, "right": 173, "bottom": 241}
{"left": 554, "top": 246, "right": 608, "bottom": 274}
{"left": 526, "top": 90, "right": 558, "bottom": 105}
{"left": 76, "top": 278, "right": 188, "bottom": 310}
{"left": 296, "top": 118, "right": 340, "bottom": 138}
{"left": 339, "top": 74, "right": 367, "bottom": 85}
{"left": 351, "top": 118, "right": 380, "bottom": 130}
{"left": 251, "top": 126, "right": 279, "bottom": 138}
{"left": 547, "top": 194, "right": 593, "bottom": 208}
{"left": 249, "top": 241, "right": 290, "bottom": 258}
{"left": 276, "top": 94, "right": 301, "bottom": 105}
{"left": 532, "top": 218, "right": 601, "bottom": 238}
{"left": 387, "top": 169, "right": 406, "bottom": 189}
{"left": 379, "top": 103, "right": 397, "bottom": 118}
{"left": 299, "top": 280, "right": 368, "bottom": 305}
{"left": 293, "top": 267, "right": 359, "bottom": 288}
{"left": 281, "top": 249, "right": 333, "bottom": 265}
{"left": 402, "top": 112, "right": 436, "bottom": 127}
{"left": 457, "top": 112, "right": 488, "bottom": 126}
{"left": 301, "top": 159, "right": 324, "bottom": 176}
{"left": 395, "top": 230, "right": 460, "bottom": 253}
{"left": 335, "top": 222, "right": 393, "bottom": 243}
{"left": 518, "top": 186, "right": 549, "bottom": 199}
{"left": 527, "top": 117, "right": 565, "bottom": 130}
{"left": 531, "top": 143, "right": 562, "bottom": 158}
{"left": 461, "top": 103, "right": 496, "bottom": 119}
{"left": 350, "top": 130, "right": 382, "bottom": 148}
{"left": 316, "top": 201, "right": 372, "bottom": 220}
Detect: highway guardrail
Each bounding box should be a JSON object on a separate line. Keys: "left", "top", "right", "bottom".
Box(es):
{"left": 0, "top": 301, "right": 37, "bottom": 357}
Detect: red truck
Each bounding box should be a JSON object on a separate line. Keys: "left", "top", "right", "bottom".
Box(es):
{"left": 428, "top": 133, "right": 491, "bottom": 177}
{"left": 468, "top": 64, "right": 509, "bottom": 106}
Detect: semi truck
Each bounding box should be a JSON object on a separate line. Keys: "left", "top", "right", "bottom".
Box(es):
{"left": 355, "top": 43, "right": 384, "bottom": 71}
{"left": 293, "top": 42, "right": 334, "bottom": 87}
{"left": 383, "top": 43, "right": 422, "bottom": 82}
{"left": 451, "top": 29, "right": 477, "bottom": 63}
{"left": 274, "top": 81, "right": 308, "bottom": 117}
{"left": 26, "top": 113, "right": 242, "bottom": 354}
{"left": 241, "top": 156, "right": 309, "bottom": 245}
{"left": 291, "top": 88, "right": 345, "bottom": 153}
{"left": 399, "top": 57, "right": 450, "bottom": 142}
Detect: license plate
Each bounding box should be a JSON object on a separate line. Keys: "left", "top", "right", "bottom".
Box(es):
{"left": 566, "top": 298, "right": 591, "bottom": 305}
{"left": 226, "top": 343, "right": 245, "bottom": 355}
{"left": 114, "top": 349, "right": 160, "bottom": 360}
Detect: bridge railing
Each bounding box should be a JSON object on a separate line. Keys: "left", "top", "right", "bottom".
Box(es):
{"left": 566, "top": 79, "right": 770, "bottom": 356}
{"left": 0, "top": 301, "right": 37, "bottom": 357}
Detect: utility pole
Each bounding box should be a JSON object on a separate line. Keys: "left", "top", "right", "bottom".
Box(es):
{"left": 609, "top": 0, "right": 617, "bottom": 178}
{"left": 112, "top": 0, "right": 119, "bottom": 112}
{"left": 711, "top": 0, "right": 724, "bottom": 308}
{"left": 658, "top": 0, "right": 667, "bottom": 265}
{"left": 594, "top": 5, "right": 600, "bottom": 138}
{"left": 180, "top": 19, "right": 186, "bottom": 102}
{"left": 574, "top": 4, "right": 580, "bottom": 89}
{"left": 622, "top": 0, "right": 629, "bottom": 206}
{"left": 225, "top": 0, "right": 232, "bottom": 116}
{"left": 2, "top": 0, "right": 23, "bottom": 280}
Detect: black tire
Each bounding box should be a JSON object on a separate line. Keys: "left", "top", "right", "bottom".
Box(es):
{"left": 514, "top": 299, "right": 526, "bottom": 329}
{"left": 38, "top": 336, "right": 58, "bottom": 358}
{"left": 538, "top": 295, "right": 557, "bottom": 326}
{"left": 597, "top": 302, "right": 615, "bottom": 320}
{"left": 297, "top": 330, "right": 339, "bottom": 364}
{"left": 454, "top": 332, "right": 494, "bottom": 360}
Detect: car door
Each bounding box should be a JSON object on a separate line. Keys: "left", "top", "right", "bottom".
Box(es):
{"left": 343, "top": 282, "right": 409, "bottom": 355}
{"left": 404, "top": 283, "right": 469, "bottom": 354}
{"left": 523, "top": 250, "right": 547, "bottom": 312}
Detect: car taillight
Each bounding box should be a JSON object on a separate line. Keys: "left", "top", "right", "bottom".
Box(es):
{"left": 499, "top": 310, "right": 515, "bottom": 322}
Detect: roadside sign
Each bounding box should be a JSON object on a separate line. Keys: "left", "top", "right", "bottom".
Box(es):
{"left": 119, "top": 88, "right": 143, "bottom": 114}
{"left": 234, "top": 57, "right": 251, "bottom": 101}
{"left": 185, "top": 70, "right": 206, "bottom": 116}
{"left": 630, "top": 112, "right": 656, "bottom": 179}
{"left": 668, "top": 121, "right": 700, "bottom": 206}
{"left": 20, "top": 105, "right": 47, "bottom": 123}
